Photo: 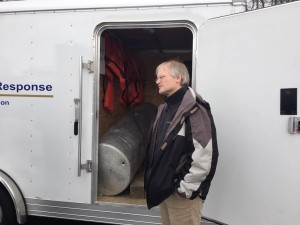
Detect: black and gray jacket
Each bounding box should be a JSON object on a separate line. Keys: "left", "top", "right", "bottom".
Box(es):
{"left": 145, "top": 87, "right": 218, "bottom": 209}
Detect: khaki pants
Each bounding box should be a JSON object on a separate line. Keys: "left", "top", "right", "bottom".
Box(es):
{"left": 159, "top": 193, "right": 204, "bottom": 225}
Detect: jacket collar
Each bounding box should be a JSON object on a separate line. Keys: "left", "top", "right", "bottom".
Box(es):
{"left": 152, "top": 87, "right": 200, "bottom": 140}
{"left": 164, "top": 85, "right": 188, "bottom": 106}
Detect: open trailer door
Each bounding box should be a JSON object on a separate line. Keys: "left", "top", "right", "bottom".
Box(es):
{"left": 195, "top": 2, "right": 300, "bottom": 225}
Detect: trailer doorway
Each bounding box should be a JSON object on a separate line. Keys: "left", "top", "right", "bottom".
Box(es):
{"left": 96, "top": 23, "right": 194, "bottom": 205}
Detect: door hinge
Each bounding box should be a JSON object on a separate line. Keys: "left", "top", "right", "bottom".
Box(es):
{"left": 82, "top": 60, "right": 94, "bottom": 74}
{"left": 81, "top": 160, "right": 92, "bottom": 173}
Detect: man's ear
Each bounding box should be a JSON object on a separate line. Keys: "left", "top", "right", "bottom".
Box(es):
{"left": 176, "top": 75, "right": 182, "bottom": 85}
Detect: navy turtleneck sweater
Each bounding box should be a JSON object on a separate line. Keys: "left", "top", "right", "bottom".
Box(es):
{"left": 154, "top": 85, "right": 188, "bottom": 159}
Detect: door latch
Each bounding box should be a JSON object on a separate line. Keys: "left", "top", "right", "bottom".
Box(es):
{"left": 82, "top": 60, "right": 94, "bottom": 73}
{"left": 81, "top": 160, "right": 92, "bottom": 173}
{"left": 288, "top": 117, "right": 300, "bottom": 134}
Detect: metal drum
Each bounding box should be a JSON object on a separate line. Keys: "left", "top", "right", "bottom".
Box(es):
{"left": 98, "top": 102, "right": 157, "bottom": 196}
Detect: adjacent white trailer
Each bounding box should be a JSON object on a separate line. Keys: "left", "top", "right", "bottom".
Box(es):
{"left": 0, "top": 0, "right": 299, "bottom": 225}
{"left": 197, "top": 3, "right": 300, "bottom": 224}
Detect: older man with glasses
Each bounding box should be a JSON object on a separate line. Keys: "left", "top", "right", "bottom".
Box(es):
{"left": 144, "top": 59, "right": 219, "bottom": 225}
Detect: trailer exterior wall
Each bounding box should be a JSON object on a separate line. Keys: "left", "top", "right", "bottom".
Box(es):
{"left": 0, "top": 11, "right": 95, "bottom": 203}
{"left": 0, "top": 1, "right": 214, "bottom": 204}
{"left": 196, "top": 2, "right": 300, "bottom": 225}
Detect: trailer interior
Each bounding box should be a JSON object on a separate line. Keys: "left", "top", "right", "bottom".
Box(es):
{"left": 97, "top": 25, "right": 193, "bottom": 205}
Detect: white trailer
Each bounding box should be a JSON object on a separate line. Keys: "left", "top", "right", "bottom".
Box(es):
{"left": 0, "top": 0, "right": 299, "bottom": 225}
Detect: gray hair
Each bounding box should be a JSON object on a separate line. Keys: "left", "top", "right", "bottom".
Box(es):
{"left": 156, "top": 60, "right": 190, "bottom": 85}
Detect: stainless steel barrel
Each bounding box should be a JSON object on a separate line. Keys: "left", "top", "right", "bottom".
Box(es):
{"left": 98, "top": 102, "right": 157, "bottom": 196}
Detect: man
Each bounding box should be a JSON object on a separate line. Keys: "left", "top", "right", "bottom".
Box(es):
{"left": 144, "top": 60, "right": 218, "bottom": 225}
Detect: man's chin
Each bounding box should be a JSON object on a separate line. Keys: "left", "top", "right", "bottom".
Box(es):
{"left": 159, "top": 90, "right": 167, "bottom": 96}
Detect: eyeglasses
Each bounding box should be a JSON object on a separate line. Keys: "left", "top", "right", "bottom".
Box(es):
{"left": 155, "top": 75, "right": 167, "bottom": 82}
